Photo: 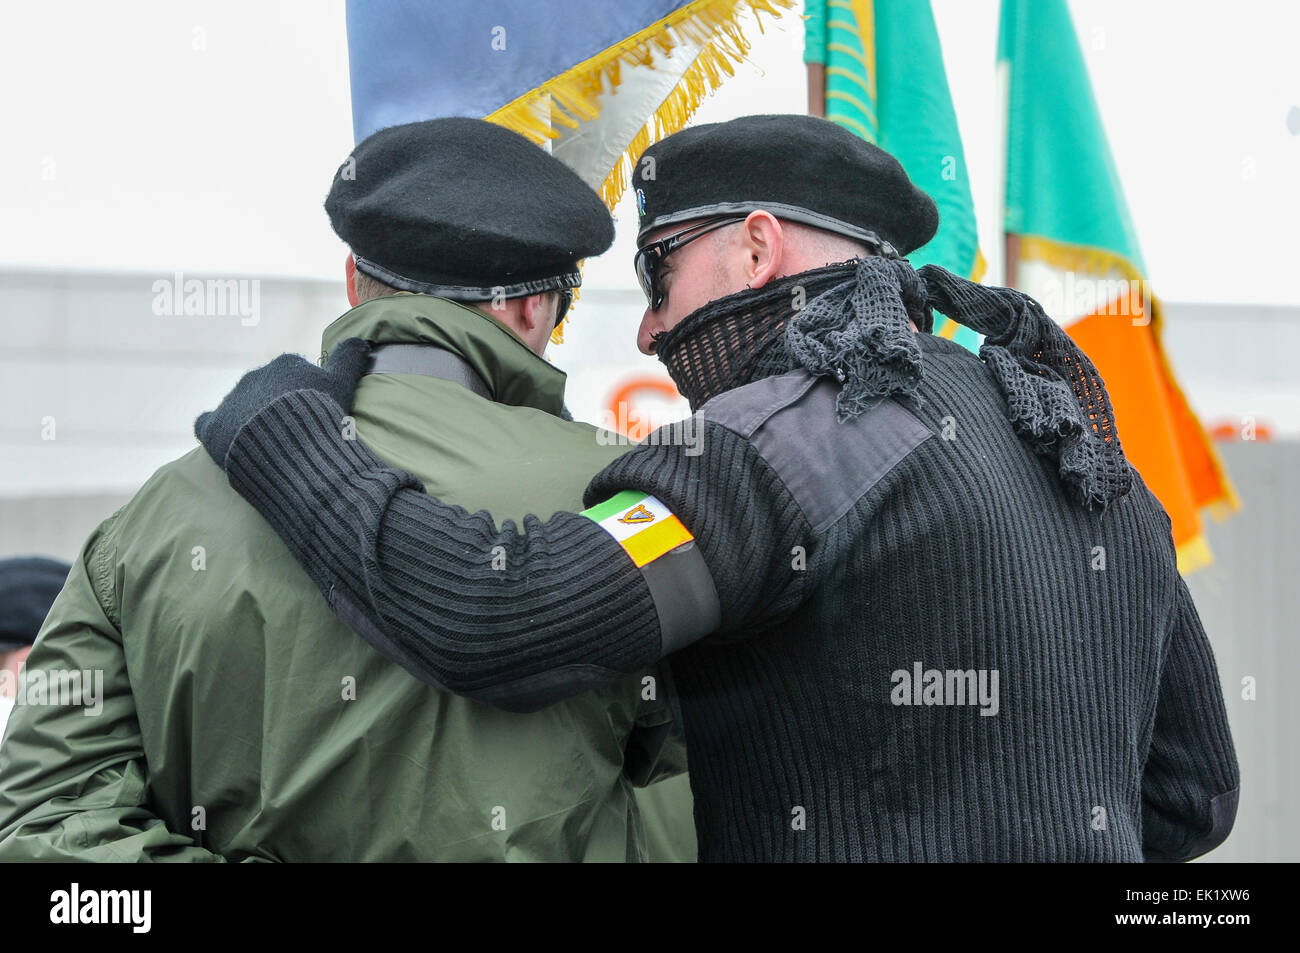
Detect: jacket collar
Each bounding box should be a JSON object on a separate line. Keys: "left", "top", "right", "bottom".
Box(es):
{"left": 320, "top": 293, "right": 567, "bottom": 416}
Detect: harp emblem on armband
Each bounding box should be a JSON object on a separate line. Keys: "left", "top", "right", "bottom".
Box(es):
{"left": 580, "top": 491, "right": 693, "bottom": 568}
{"left": 618, "top": 504, "right": 655, "bottom": 525}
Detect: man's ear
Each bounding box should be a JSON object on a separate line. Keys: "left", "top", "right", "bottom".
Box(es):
{"left": 739, "top": 210, "right": 784, "bottom": 289}
{"left": 345, "top": 253, "right": 360, "bottom": 308}
{"left": 519, "top": 292, "right": 554, "bottom": 334}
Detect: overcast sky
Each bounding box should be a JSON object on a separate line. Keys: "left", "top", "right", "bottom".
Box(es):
{"left": 1, "top": 0, "right": 1297, "bottom": 305}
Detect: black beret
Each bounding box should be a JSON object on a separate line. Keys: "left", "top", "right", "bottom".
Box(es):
{"left": 633, "top": 114, "right": 938, "bottom": 257}
{"left": 0, "top": 556, "right": 71, "bottom": 650}
{"left": 327, "top": 118, "right": 614, "bottom": 300}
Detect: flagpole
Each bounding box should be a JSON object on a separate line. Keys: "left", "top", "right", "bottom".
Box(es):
{"left": 993, "top": 53, "right": 1011, "bottom": 288}
{"left": 807, "top": 63, "right": 826, "bottom": 117}
{"left": 1003, "top": 233, "right": 1018, "bottom": 289}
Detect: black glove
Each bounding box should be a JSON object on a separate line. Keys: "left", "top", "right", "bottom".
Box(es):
{"left": 195, "top": 337, "right": 371, "bottom": 469}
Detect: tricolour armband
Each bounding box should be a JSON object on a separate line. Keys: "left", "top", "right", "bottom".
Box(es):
{"left": 580, "top": 490, "right": 694, "bottom": 567}
{"left": 581, "top": 490, "right": 720, "bottom": 653}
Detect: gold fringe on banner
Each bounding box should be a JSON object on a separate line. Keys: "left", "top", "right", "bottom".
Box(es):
{"left": 484, "top": 0, "right": 794, "bottom": 343}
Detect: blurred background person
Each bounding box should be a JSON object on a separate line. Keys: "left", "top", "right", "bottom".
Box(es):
{"left": 0, "top": 558, "right": 71, "bottom": 743}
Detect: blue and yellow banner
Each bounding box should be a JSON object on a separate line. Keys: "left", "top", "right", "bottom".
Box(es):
{"left": 347, "top": 0, "right": 790, "bottom": 202}
{"left": 347, "top": 0, "right": 791, "bottom": 341}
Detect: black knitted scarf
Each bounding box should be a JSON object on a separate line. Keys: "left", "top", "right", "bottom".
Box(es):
{"left": 656, "top": 256, "right": 1132, "bottom": 512}
{"left": 653, "top": 262, "right": 888, "bottom": 409}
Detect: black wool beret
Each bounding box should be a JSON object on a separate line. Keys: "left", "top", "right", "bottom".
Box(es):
{"left": 633, "top": 114, "right": 938, "bottom": 257}
{"left": 0, "top": 556, "right": 71, "bottom": 650}
{"left": 326, "top": 118, "right": 615, "bottom": 299}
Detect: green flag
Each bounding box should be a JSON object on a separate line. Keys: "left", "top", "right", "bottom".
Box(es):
{"left": 998, "top": 0, "right": 1237, "bottom": 572}
{"left": 998, "top": 0, "right": 1144, "bottom": 268}
{"left": 806, "top": 0, "right": 983, "bottom": 348}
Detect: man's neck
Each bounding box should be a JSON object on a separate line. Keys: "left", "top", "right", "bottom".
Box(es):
{"left": 321, "top": 293, "right": 568, "bottom": 416}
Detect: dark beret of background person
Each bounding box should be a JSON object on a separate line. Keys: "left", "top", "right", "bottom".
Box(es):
{"left": 0, "top": 557, "right": 72, "bottom": 738}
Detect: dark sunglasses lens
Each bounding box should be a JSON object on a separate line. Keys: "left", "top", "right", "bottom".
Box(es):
{"left": 635, "top": 250, "right": 666, "bottom": 311}
{"left": 634, "top": 250, "right": 655, "bottom": 304}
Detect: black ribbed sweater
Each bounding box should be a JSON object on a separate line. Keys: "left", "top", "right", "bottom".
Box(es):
{"left": 222, "top": 333, "right": 1239, "bottom": 862}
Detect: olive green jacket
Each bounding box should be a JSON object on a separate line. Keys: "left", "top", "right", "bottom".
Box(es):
{"left": 0, "top": 294, "right": 695, "bottom": 862}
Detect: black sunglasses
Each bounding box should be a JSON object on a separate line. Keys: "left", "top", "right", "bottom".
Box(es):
{"left": 633, "top": 216, "right": 748, "bottom": 311}
{"left": 554, "top": 287, "right": 574, "bottom": 327}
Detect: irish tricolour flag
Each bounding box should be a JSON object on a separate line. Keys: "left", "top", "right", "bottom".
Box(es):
{"left": 998, "top": 0, "right": 1237, "bottom": 572}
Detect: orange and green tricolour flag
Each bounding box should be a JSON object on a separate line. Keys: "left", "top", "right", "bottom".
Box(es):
{"left": 804, "top": 0, "right": 984, "bottom": 351}
{"left": 998, "top": 0, "right": 1237, "bottom": 573}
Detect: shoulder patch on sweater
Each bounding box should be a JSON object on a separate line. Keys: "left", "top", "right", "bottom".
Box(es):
{"left": 699, "top": 370, "right": 934, "bottom": 535}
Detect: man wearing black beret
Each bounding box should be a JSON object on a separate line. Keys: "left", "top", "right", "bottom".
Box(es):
{"left": 0, "top": 557, "right": 71, "bottom": 744}
{"left": 192, "top": 114, "right": 1237, "bottom": 862}
{"left": 329, "top": 116, "right": 607, "bottom": 353}
{"left": 626, "top": 114, "right": 936, "bottom": 365}
{"left": 0, "top": 118, "right": 695, "bottom": 862}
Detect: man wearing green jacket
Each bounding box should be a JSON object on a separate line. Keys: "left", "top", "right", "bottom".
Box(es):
{"left": 0, "top": 118, "right": 694, "bottom": 862}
